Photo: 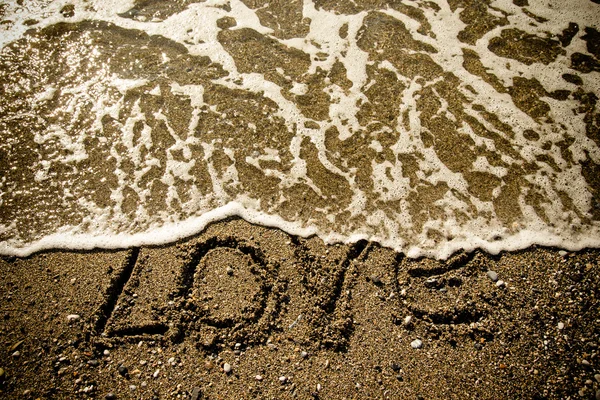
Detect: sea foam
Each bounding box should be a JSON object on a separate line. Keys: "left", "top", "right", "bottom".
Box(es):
{"left": 1, "top": 0, "right": 599, "bottom": 258}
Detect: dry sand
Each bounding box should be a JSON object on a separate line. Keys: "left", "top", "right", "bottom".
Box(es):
{"left": 1, "top": 218, "right": 599, "bottom": 399}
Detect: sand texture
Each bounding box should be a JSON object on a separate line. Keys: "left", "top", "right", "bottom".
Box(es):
{"left": 1, "top": 219, "right": 599, "bottom": 399}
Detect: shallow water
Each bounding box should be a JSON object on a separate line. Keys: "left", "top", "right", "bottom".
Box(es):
{"left": 1, "top": 0, "right": 599, "bottom": 257}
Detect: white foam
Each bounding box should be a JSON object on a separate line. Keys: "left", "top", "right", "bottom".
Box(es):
{"left": 1, "top": 0, "right": 599, "bottom": 258}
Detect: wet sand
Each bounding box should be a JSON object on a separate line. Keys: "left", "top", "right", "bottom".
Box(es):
{"left": 1, "top": 219, "right": 599, "bottom": 399}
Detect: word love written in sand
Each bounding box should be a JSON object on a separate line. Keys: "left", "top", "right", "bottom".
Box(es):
{"left": 88, "top": 226, "right": 500, "bottom": 352}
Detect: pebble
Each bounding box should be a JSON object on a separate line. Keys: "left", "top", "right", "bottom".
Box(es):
{"left": 23, "top": 389, "right": 31, "bottom": 396}
{"left": 595, "top": 374, "right": 600, "bottom": 383}
{"left": 410, "top": 339, "right": 423, "bottom": 349}
{"left": 12, "top": 351, "right": 20, "bottom": 357}
{"left": 190, "top": 387, "right": 201, "bottom": 400}
{"left": 0, "top": 367, "right": 5, "bottom": 380}
{"left": 559, "top": 250, "right": 568, "bottom": 257}
{"left": 66, "top": 314, "right": 80, "bottom": 322}
{"left": 226, "top": 266, "right": 234, "bottom": 275}
{"left": 300, "top": 351, "right": 308, "bottom": 359}
{"left": 496, "top": 280, "right": 505, "bottom": 288}
{"left": 279, "top": 376, "right": 287, "bottom": 384}
{"left": 105, "top": 393, "right": 116, "bottom": 400}
{"left": 129, "top": 385, "right": 137, "bottom": 391}
{"left": 103, "top": 350, "right": 110, "bottom": 356}
{"left": 403, "top": 315, "right": 412, "bottom": 326}
{"left": 153, "top": 369, "right": 160, "bottom": 378}
{"left": 117, "top": 365, "right": 128, "bottom": 377}
{"left": 558, "top": 322, "right": 565, "bottom": 330}
{"left": 596, "top": 389, "right": 600, "bottom": 400}
{"left": 223, "top": 363, "right": 232, "bottom": 373}
{"left": 87, "top": 359, "right": 99, "bottom": 367}
{"left": 317, "top": 383, "right": 322, "bottom": 392}
{"left": 255, "top": 375, "right": 263, "bottom": 381}
{"left": 486, "top": 271, "right": 498, "bottom": 282}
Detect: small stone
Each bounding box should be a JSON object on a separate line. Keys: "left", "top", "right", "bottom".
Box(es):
{"left": 403, "top": 315, "right": 412, "bottom": 326}
{"left": 12, "top": 351, "right": 20, "bottom": 357}
{"left": 486, "top": 271, "right": 498, "bottom": 282}
{"left": 117, "top": 364, "right": 128, "bottom": 377}
{"left": 596, "top": 389, "right": 600, "bottom": 400}
{"left": 226, "top": 266, "right": 234, "bottom": 275}
{"left": 496, "top": 280, "right": 505, "bottom": 288}
{"left": 410, "top": 339, "right": 423, "bottom": 349}
{"left": 190, "top": 387, "right": 201, "bottom": 400}
{"left": 558, "top": 322, "right": 565, "bottom": 330}
{"left": 317, "top": 383, "right": 322, "bottom": 391}
{"left": 279, "top": 376, "right": 287, "bottom": 384}
{"left": 153, "top": 369, "right": 160, "bottom": 378}
{"left": 66, "top": 314, "right": 80, "bottom": 322}
{"left": 370, "top": 275, "right": 381, "bottom": 284}
{"left": 0, "top": 367, "right": 5, "bottom": 380}
{"left": 103, "top": 350, "right": 110, "bottom": 356}
{"left": 595, "top": 373, "right": 600, "bottom": 383}
{"left": 23, "top": 389, "right": 31, "bottom": 396}
{"left": 390, "top": 363, "right": 401, "bottom": 372}
{"left": 129, "top": 385, "right": 137, "bottom": 391}
{"left": 87, "top": 359, "right": 99, "bottom": 367}
{"left": 559, "top": 250, "right": 568, "bottom": 257}
{"left": 424, "top": 278, "right": 437, "bottom": 287}
{"left": 223, "top": 363, "right": 232, "bottom": 373}
{"left": 9, "top": 340, "right": 24, "bottom": 352}
{"left": 104, "top": 393, "right": 116, "bottom": 400}
{"left": 581, "top": 359, "right": 591, "bottom": 366}
{"left": 255, "top": 375, "right": 263, "bottom": 381}
{"left": 300, "top": 351, "right": 308, "bottom": 359}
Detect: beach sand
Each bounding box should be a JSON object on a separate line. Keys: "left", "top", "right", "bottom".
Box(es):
{"left": 1, "top": 218, "right": 599, "bottom": 399}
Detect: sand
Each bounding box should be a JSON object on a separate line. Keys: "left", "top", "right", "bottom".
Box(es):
{"left": 1, "top": 218, "right": 599, "bottom": 399}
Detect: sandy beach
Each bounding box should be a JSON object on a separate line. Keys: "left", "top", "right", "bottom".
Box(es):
{"left": 1, "top": 219, "right": 599, "bottom": 399}
{"left": 2, "top": 0, "right": 600, "bottom": 398}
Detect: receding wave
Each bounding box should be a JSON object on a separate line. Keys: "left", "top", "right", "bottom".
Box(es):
{"left": 1, "top": 0, "right": 599, "bottom": 258}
